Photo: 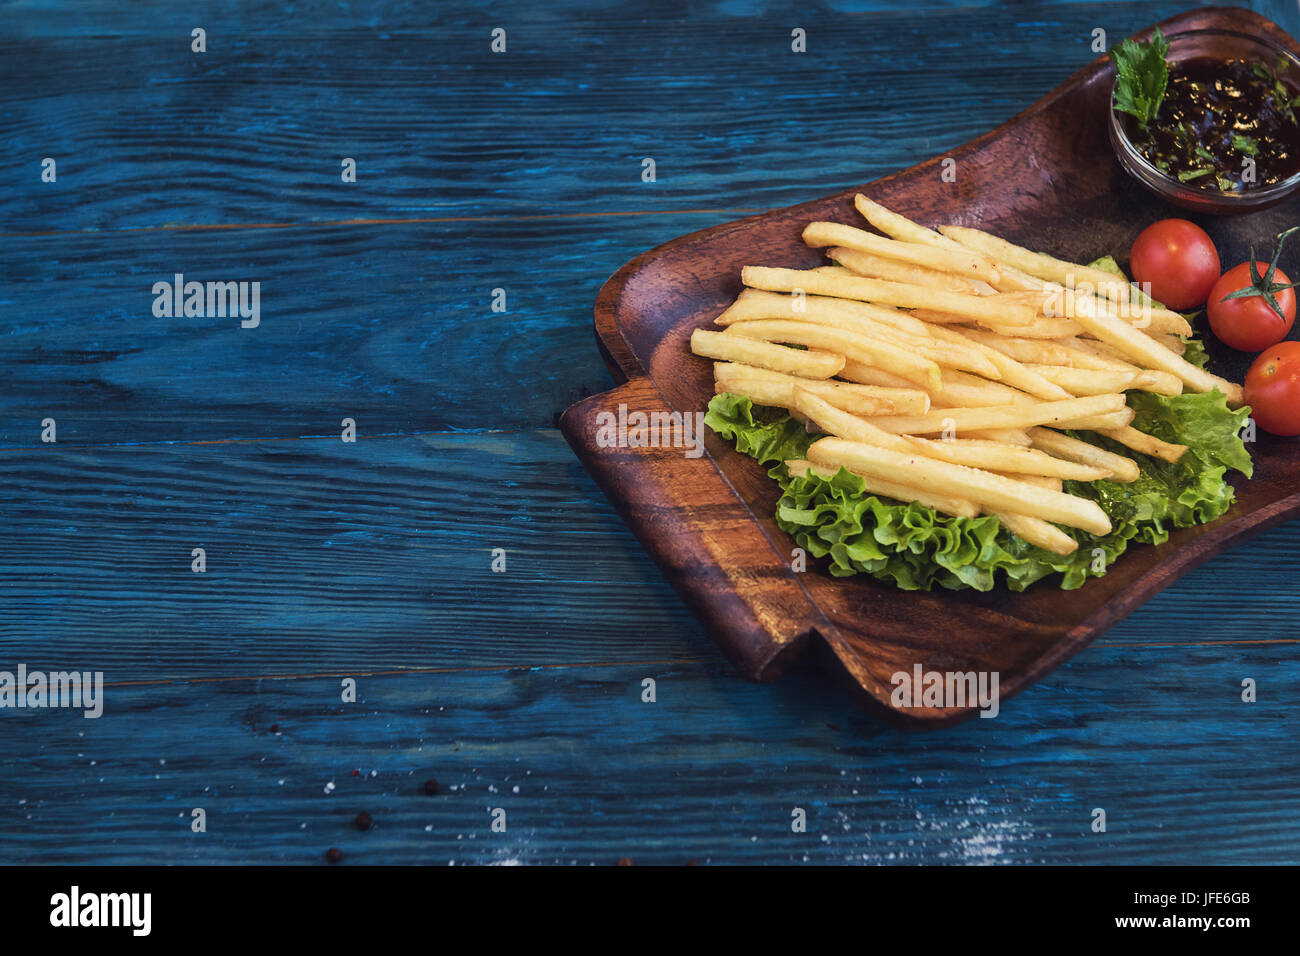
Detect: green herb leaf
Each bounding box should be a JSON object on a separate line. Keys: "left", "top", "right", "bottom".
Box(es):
{"left": 1231, "top": 133, "right": 1260, "bottom": 156}
{"left": 1177, "top": 167, "right": 1214, "bottom": 182}
{"left": 1109, "top": 28, "right": 1170, "bottom": 129}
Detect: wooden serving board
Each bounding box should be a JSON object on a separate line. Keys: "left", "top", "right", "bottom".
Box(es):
{"left": 561, "top": 6, "right": 1300, "bottom": 727}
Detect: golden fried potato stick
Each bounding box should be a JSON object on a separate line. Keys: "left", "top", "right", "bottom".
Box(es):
{"left": 723, "top": 319, "right": 941, "bottom": 390}
{"left": 1045, "top": 295, "right": 1244, "bottom": 404}
{"left": 1094, "top": 426, "right": 1189, "bottom": 464}
{"left": 714, "top": 363, "right": 930, "bottom": 415}
{"left": 932, "top": 326, "right": 1074, "bottom": 401}
{"left": 741, "top": 265, "right": 1039, "bottom": 326}
{"left": 690, "top": 329, "right": 843, "bottom": 378}
{"left": 807, "top": 437, "right": 1112, "bottom": 535}
{"left": 866, "top": 393, "right": 1130, "bottom": 435}
{"left": 783, "top": 459, "right": 980, "bottom": 518}
{"left": 939, "top": 224, "right": 1142, "bottom": 305}
{"left": 1026, "top": 427, "right": 1140, "bottom": 482}
{"left": 792, "top": 390, "right": 1104, "bottom": 480}
{"left": 825, "top": 246, "right": 993, "bottom": 294}
{"left": 993, "top": 512, "right": 1078, "bottom": 555}
{"left": 906, "top": 436, "right": 1111, "bottom": 480}
{"left": 802, "top": 221, "right": 1001, "bottom": 284}
{"left": 721, "top": 288, "right": 933, "bottom": 337}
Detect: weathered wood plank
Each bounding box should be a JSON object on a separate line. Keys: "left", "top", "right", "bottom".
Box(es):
{"left": 0, "top": 432, "right": 1295, "bottom": 683}
{"left": 1, "top": 1, "right": 1236, "bottom": 233}
{"left": 0, "top": 649, "right": 1293, "bottom": 865}
{"left": 2, "top": 0, "right": 1298, "bottom": 866}
{"left": 0, "top": 215, "right": 667, "bottom": 445}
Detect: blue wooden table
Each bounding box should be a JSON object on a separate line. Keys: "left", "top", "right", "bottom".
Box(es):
{"left": 2, "top": 0, "right": 1298, "bottom": 865}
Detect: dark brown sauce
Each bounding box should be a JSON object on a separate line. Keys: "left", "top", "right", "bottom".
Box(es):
{"left": 1122, "top": 55, "right": 1300, "bottom": 191}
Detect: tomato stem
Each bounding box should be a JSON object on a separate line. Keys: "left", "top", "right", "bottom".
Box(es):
{"left": 1220, "top": 226, "right": 1300, "bottom": 320}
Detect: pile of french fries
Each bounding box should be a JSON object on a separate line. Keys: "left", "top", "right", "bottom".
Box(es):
{"left": 691, "top": 194, "right": 1246, "bottom": 558}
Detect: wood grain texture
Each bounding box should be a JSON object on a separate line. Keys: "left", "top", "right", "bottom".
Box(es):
{"left": 564, "top": 6, "right": 1300, "bottom": 726}
{"left": 2, "top": 0, "right": 1298, "bottom": 866}
{"left": 0, "top": 216, "right": 691, "bottom": 445}
{"left": 1, "top": 649, "right": 1295, "bottom": 865}
{"left": 1, "top": 1, "right": 1227, "bottom": 233}
{"left": 0, "top": 429, "right": 1295, "bottom": 687}
{"left": 0, "top": 431, "right": 712, "bottom": 676}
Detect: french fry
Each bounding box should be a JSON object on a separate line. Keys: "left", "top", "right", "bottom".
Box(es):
{"left": 714, "top": 363, "right": 930, "bottom": 415}
{"left": 826, "top": 246, "right": 992, "bottom": 294}
{"left": 1049, "top": 340, "right": 1180, "bottom": 393}
{"left": 840, "top": 359, "right": 1028, "bottom": 409}
{"left": 1063, "top": 337, "right": 1146, "bottom": 371}
{"left": 853, "top": 194, "right": 953, "bottom": 249}
{"left": 1150, "top": 331, "right": 1188, "bottom": 354}
{"left": 783, "top": 459, "right": 980, "bottom": 518}
{"left": 741, "top": 265, "right": 1039, "bottom": 327}
{"left": 724, "top": 319, "right": 941, "bottom": 390}
{"left": 719, "top": 296, "right": 999, "bottom": 378}
{"left": 923, "top": 326, "right": 1073, "bottom": 401}
{"left": 837, "top": 361, "right": 920, "bottom": 389}
{"left": 998, "top": 474, "right": 1064, "bottom": 491}
{"left": 790, "top": 389, "right": 920, "bottom": 452}
{"left": 793, "top": 389, "right": 1103, "bottom": 480}
{"left": 993, "top": 512, "right": 1078, "bottom": 554}
{"left": 848, "top": 195, "right": 1051, "bottom": 301}
{"left": 1040, "top": 285, "right": 1193, "bottom": 336}
{"left": 691, "top": 329, "right": 844, "bottom": 378}
{"left": 1051, "top": 294, "right": 1244, "bottom": 404}
{"left": 720, "top": 288, "right": 933, "bottom": 337}
{"left": 981, "top": 316, "right": 1086, "bottom": 339}
{"left": 1026, "top": 427, "right": 1140, "bottom": 482}
{"left": 1026, "top": 364, "right": 1139, "bottom": 395}
{"left": 802, "top": 221, "right": 1001, "bottom": 284}
{"left": 1130, "top": 370, "right": 1184, "bottom": 396}
{"left": 807, "top": 437, "right": 1112, "bottom": 535}
{"left": 866, "top": 394, "right": 1129, "bottom": 435}
{"left": 965, "top": 428, "right": 1032, "bottom": 446}
{"left": 909, "top": 308, "right": 981, "bottom": 326}
{"left": 905, "top": 436, "right": 1112, "bottom": 480}
{"left": 936, "top": 225, "right": 1193, "bottom": 334}
{"left": 1061, "top": 409, "right": 1135, "bottom": 429}
{"left": 1047, "top": 338, "right": 1139, "bottom": 371}
{"left": 939, "top": 224, "right": 1141, "bottom": 306}
{"left": 1024, "top": 364, "right": 1183, "bottom": 398}
{"left": 715, "top": 376, "right": 898, "bottom": 417}
{"left": 1094, "top": 426, "right": 1189, "bottom": 463}
{"left": 956, "top": 329, "right": 1088, "bottom": 367}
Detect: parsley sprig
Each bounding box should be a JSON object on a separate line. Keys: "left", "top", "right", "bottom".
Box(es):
{"left": 1109, "top": 27, "right": 1170, "bottom": 129}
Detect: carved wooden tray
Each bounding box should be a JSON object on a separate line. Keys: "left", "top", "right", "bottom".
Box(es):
{"left": 560, "top": 7, "right": 1300, "bottom": 727}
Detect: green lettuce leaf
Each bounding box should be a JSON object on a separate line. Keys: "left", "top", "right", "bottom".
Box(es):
{"left": 706, "top": 387, "right": 1251, "bottom": 592}
{"left": 704, "top": 391, "right": 812, "bottom": 464}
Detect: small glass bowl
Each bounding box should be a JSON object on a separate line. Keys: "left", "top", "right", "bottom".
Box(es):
{"left": 1108, "top": 27, "right": 1300, "bottom": 214}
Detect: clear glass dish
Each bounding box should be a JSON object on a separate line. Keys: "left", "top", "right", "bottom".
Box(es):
{"left": 1108, "top": 27, "right": 1300, "bottom": 214}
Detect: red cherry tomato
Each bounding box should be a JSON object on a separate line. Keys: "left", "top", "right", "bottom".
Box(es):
{"left": 1206, "top": 263, "right": 1296, "bottom": 352}
{"left": 1129, "top": 219, "right": 1220, "bottom": 310}
{"left": 1244, "top": 341, "right": 1300, "bottom": 436}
